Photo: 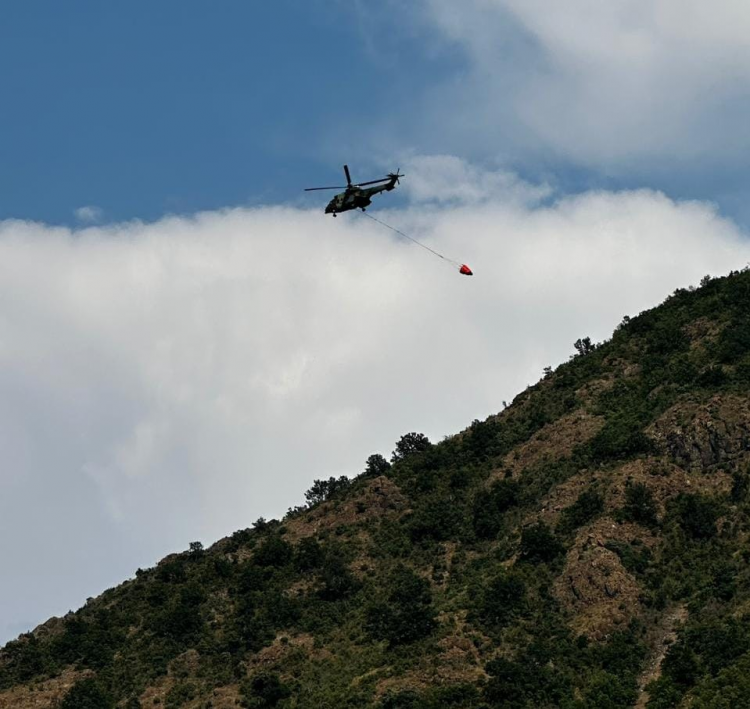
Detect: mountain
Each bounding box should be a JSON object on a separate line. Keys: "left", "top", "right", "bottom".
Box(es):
{"left": 2, "top": 268, "right": 750, "bottom": 709}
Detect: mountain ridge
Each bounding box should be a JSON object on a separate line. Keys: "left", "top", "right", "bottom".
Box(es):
{"left": 2, "top": 267, "right": 750, "bottom": 708}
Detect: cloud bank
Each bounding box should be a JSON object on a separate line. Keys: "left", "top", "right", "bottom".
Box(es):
{"left": 416, "top": 1, "right": 750, "bottom": 167}
{"left": 2, "top": 159, "right": 749, "bottom": 643}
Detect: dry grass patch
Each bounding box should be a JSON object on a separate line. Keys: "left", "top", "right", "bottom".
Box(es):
{"left": 0, "top": 667, "right": 90, "bottom": 709}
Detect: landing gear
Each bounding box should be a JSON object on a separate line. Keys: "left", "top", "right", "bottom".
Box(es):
{"left": 361, "top": 207, "right": 366, "bottom": 212}
{"left": 332, "top": 213, "right": 337, "bottom": 218}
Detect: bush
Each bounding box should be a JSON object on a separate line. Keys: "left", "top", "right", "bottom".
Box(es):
{"left": 573, "top": 336, "right": 597, "bottom": 357}
{"left": 0, "top": 634, "right": 50, "bottom": 685}
{"left": 620, "top": 482, "right": 658, "bottom": 527}
{"left": 408, "top": 497, "right": 464, "bottom": 542}
{"left": 60, "top": 677, "right": 114, "bottom": 709}
{"left": 254, "top": 535, "right": 293, "bottom": 568}
{"left": 557, "top": 489, "right": 604, "bottom": 534}
{"left": 365, "top": 566, "right": 436, "bottom": 645}
{"left": 379, "top": 690, "right": 421, "bottom": 708}
{"left": 294, "top": 537, "right": 324, "bottom": 571}
{"left": 588, "top": 416, "right": 654, "bottom": 462}
{"left": 318, "top": 552, "right": 360, "bottom": 601}
{"left": 475, "top": 570, "right": 526, "bottom": 631}
{"left": 484, "top": 653, "right": 571, "bottom": 708}
{"left": 605, "top": 540, "right": 652, "bottom": 575}
{"left": 661, "top": 642, "right": 700, "bottom": 688}
{"left": 472, "top": 479, "right": 519, "bottom": 540}
{"left": 673, "top": 494, "right": 720, "bottom": 540}
{"left": 240, "top": 671, "right": 291, "bottom": 708}
{"left": 518, "top": 522, "right": 564, "bottom": 563}
{"left": 582, "top": 670, "right": 637, "bottom": 708}
{"left": 166, "top": 682, "right": 198, "bottom": 708}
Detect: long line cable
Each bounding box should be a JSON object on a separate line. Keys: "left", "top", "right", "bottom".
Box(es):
{"left": 360, "top": 211, "right": 463, "bottom": 269}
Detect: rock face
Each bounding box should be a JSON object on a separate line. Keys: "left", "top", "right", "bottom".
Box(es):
{"left": 553, "top": 519, "right": 654, "bottom": 639}
{"left": 651, "top": 395, "right": 750, "bottom": 471}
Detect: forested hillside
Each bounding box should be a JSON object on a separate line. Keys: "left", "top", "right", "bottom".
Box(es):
{"left": 2, "top": 268, "right": 750, "bottom": 709}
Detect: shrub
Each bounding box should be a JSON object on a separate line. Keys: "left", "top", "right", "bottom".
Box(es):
{"left": 254, "top": 535, "right": 293, "bottom": 568}
{"left": 365, "top": 566, "right": 436, "bottom": 645}
{"left": 582, "top": 670, "right": 637, "bottom": 708}
{"left": 588, "top": 416, "right": 654, "bottom": 462}
{"left": 318, "top": 552, "right": 360, "bottom": 601}
{"left": 573, "top": 336, "right": 597, "bottom": 357}
{"left": 518, "top": 522, "right": 565, "bottom": 563}
{"left": 475, "top": 570, "right": 526, "bottom": 631}
{"left": 557, "top": 489, "right": 604, "bottom": 534}
{"left": 672, "top": 494, "right": 720, "bottom": 540}
{"left": 472, "top": 479, "right": 519, "bottom": 540}
{"left": 60, "top": 677, "right": 114, "bottom": 709}
{"left": 484, "top": 653, "right": 571, "bottom": 708}
{"left": 379, "top": 690, "right": 421, "bottom": 708}
{"left": 731, "top": 466, "right": 749, "bottom": 502}
{"left": 240, "top": 671, "right": 291, "bottom": 708}
{"left": 620, "top": 482, "right": 658, "bottom": 527}
{"left": 294, "top": 537, "right": 324, "bottom": 571}
{"left": 408, "top": 497, "right": 464, "bottom": 542}
{"left": 166, "top": 682, "right": 198, "bottom": 708}
{"left": 661, "top": 642, "right": 699, "bottom": 688}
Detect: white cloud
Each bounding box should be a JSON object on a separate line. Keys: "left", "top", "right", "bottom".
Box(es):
{"left": 401, "top": 155, "right": 551, "bottom": 206}
{"left": 74, "top": 206, "right": 103, "bottom": 223}
{"left": 2, "top": 158, "right": 750, "bottom": 643}
{"left": 416, "top": 1, "right": 750, "bottom": 166}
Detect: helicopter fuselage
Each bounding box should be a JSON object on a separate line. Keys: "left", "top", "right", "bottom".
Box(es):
{"left": 325, "top": 179, "right": 397, "bottom": 216}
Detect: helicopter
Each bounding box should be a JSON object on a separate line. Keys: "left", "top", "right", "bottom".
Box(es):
{"left": 305, "top": 164, "right": 403, "bottom": 216}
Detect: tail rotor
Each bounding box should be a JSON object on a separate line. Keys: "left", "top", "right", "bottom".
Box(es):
{"left": 388, "top": 169, "right": 404, "bottom": 185}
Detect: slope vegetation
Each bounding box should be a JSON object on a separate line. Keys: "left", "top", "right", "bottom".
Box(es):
{"left": 2, "top": 268, "right": 750, "bottom": 708}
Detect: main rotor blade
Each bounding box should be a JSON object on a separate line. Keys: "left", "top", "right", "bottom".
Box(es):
{"left": 344, "top": 164, "right": 352, "bottom": 187}
{"left": 356, "top": 177, "right": 391, "bottom": 186}
{"left": 304, "top": 186, "right": 347, "bottom": 191}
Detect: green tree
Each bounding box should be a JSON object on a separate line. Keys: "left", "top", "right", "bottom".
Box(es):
{"left": 304, "top": 476, "right": 351, "bottom": 506}
{"left": 391, "top": 432, "right": 432, "bottom": 464}
{"left": 573, "top": 336, "right": 597, "bottom": 356}
{"left": 363, "top": 453, "right": 391, "bottom": 478}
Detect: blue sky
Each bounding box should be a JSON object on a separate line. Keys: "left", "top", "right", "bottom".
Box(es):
{"left": 0, "top": 2, "right": 451, "bottom": 222}
{"left": 3, "top": 1, "right": 750, "bottom": 226}
{"left": 3, "top": 1, "right": 750, "bottom": 646}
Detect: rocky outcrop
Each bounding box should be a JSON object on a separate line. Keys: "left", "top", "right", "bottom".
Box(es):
{"left": 553, "top": 519, "right": 655, "bottom": 639}
{"left": 650, "top": 395, "right": 750, "bottom": 471}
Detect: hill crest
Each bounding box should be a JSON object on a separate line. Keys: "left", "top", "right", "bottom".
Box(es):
{"left": 2, "top": 267, "right": 750, "bottom": 708}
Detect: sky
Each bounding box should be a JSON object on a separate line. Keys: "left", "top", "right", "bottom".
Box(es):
{"left": 2, "top": 1, "right": 750, "bottom": 644}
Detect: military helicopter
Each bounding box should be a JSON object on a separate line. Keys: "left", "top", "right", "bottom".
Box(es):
{"left": 305, "top": 164, "right": 403, "bottom": 216}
